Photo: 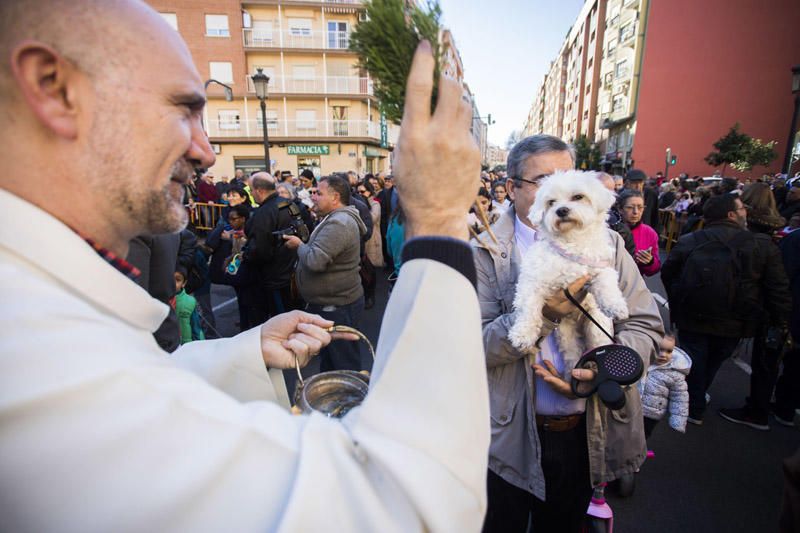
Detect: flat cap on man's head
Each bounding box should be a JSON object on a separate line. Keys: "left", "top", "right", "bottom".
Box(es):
{"left": 625, "top": 169, "right": 647, "bottom": 182}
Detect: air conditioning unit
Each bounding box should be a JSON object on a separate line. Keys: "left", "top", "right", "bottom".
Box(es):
{"left": 358, "top": 11, "right": 369, "bottom": 22}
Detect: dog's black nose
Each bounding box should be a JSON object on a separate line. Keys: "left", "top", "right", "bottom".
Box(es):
{"left": 556, "top": 207, "right": 570, "bottom": 218}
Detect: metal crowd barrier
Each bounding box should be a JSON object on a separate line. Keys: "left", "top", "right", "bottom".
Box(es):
{"left": 659, "top": 209, "right": 705, "bottom": 253}
{"left": 189, "top": 202, "right": 226, "bottom": 231}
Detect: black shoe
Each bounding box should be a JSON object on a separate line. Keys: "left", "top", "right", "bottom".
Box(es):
{"left": 687, "top": 416, "right": 704, "bottom": 426}
{"left": 770, "top": 403, "right": 796, "bottom": 427}
{"left": 718, "top": 407, "right": 769, "bottom": 431}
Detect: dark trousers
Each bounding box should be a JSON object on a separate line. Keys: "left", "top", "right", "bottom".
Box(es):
{"left": 680, "top": 330, "right": 740, "bottom": 418}
{"left": 776, "top": 345, "right": 800, "bottom": 412}
{"left": 747, "top": 333, "right": 785, "bottom": 416}
{"left": 644, "top": 416, "right": 660, "bottom": 439}
{"left": 284, "top": 297, "right": 365, "bottom": 400}
{"left": 247, "top": 285, "right": 293, "bottom": 329}
{"left": 482, "top": 417, "right": 592, "bottom": 533}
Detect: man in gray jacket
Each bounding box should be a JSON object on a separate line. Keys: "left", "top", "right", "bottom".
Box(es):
{"left": 284, "top": 174, "right": 367, "bottom": 379}
{"left": 473, "top": 135, "right": 664, "bottom": 533}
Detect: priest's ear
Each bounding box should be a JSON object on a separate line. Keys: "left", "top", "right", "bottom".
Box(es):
{"left": 9, "top": 40, "right": 83, "bottom": 140}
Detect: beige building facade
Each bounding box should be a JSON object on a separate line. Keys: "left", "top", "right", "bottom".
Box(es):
{"left": 149, "top": 0, "right": 395, "bottom": 179}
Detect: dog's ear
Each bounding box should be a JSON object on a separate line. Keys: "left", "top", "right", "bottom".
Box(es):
{"left": 593, "top": 180, "right": 617, "bottom": 214}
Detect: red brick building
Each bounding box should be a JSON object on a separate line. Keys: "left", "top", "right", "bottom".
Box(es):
{"left": 633, "top": 0, "right": 800, "bottom": 178}
{"left": 525, "top": 0, "right": 800, "bottom": 179}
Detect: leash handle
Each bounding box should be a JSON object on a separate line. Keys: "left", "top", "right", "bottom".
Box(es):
{"left": 562, "top": 288, "right": 616, "bottom": 343}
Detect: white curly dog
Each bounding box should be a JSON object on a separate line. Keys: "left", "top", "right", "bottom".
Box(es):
{"left": 508, "top": 170, "right": 629, "bottom": 373}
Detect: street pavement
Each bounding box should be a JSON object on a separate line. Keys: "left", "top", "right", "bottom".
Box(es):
{"left": 207, "top": 266, "right": 797, "bottom": 532}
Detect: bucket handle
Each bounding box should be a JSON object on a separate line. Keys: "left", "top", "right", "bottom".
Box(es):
{"left": 294, "top": 325, "right": 376, "bottom": 386}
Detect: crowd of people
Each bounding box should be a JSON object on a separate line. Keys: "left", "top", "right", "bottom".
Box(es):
{"left": 170, "top": 139, "right": 800, "bottom": 531}
{"left": 164, "top": 141, "right": 800, "bottom": 531}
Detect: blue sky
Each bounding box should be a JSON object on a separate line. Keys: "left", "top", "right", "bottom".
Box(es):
{"left": 438, "top": 0, "right": 584, "bottom": 146}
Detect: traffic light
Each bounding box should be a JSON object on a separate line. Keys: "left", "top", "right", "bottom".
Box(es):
{"left": 670, "top": 155, "right": 677, "bottom": 165}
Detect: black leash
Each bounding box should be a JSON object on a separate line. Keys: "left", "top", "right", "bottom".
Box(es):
{"left": 562, "top": 288, "right": 615, "bottom": 343}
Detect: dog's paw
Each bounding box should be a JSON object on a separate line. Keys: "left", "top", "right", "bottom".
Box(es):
{"left": 508, "top": 325, "right": 536, "bottom": 352}
{"left": 600, "top": 299, "right": 629, "bottom": 320}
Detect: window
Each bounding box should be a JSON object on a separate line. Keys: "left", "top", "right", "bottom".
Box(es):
{"left": 607, "top": 38, "right": 617, "bottom": 55}
{"left": 614, "top": 59, "right": 629, "bottom": 79}
{"left": 620, "top": 22, "right": 634, "bottom": 42}
{"left": 288, "top": 18, "right": 312, "bottom": 36}
{"left": 256, "top": 109, "right": 279, "bottom": 131}
{"left": 205, "top": 14, "right": 230, "bottom": 37}
{"left": 159, "top": 12, "right": 178, "bottom": 31}
{"left": 612, "top": 94, "right": 626, "bottom": 112}
{"left": 332, "top": 105, "right": 348, "bottom": 136}
{"left": 210, "top": 61, "right": 234, "bottom": 83}
{"left": 327, "top": 21, "right": 349, "bottom": 49}
{"left": 251, "top": 20, "right": 273, "bottom": 44}
{"left": 218, "top": 110, "right": 240, "bottom": 130}
{"left": 587, "top": 57, "right": 593, "bottom": 69}
{"left": 604, "top": 72, "right": 613, "bottom": 87}
{"left": 292, "top": 65, "right": 316, "bottom": 80}
{"left": 586, "top": 83, "right": 591, "bottom": 95}
{"left": 296, "top": 110, "right": 317, "bottom": 130}
{"left": 609, "top": 15, "right": 620, "bottom": 27}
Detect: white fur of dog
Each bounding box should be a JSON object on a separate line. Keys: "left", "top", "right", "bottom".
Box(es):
{"left": 508, "top": 170, "right": 629, "bottom": 373}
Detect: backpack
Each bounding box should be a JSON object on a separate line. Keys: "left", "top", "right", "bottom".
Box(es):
{"left": 672, "top": 230, "right": 753, "bottom": 321}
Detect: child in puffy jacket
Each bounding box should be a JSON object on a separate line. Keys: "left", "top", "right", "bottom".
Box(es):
{"left": 640, "top": 334, "right": 692, "bottom": 437}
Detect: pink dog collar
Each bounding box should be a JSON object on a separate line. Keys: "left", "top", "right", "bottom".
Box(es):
{"left": 534, "top": 232, "right": 612, "bottom": 269}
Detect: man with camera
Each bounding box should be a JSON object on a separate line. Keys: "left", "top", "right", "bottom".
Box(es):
{"left": 245, "top": 173, "right": 307, "bottom": 327}
{"left": 284, "top": 175, "right": 367, "bottom": 378}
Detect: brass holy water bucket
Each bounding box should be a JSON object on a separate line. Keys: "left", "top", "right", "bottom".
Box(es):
{"left": 292, "top": 325, "right": 375, "bottom": 418}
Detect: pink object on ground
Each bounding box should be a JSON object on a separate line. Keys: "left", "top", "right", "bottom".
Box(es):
{"left": 586, "top": 483, "right": 614, "bottom": 532}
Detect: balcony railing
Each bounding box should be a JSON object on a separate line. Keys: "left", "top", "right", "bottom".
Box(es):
{"left": 206, "top": 118, "right": 381, "bottom": 139}
{"left": 245, "top": 75, "right": 373, "bottom": 95}
{"left": 244, "top": 0, "right": 362, "bottom": 3}
{"left": 243, "top": 28, "right": 352, "bottom": 50}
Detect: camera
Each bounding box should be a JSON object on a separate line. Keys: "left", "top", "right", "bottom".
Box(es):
{"left": 272, "top": 221, "right": 310, "bottom": 243}
{"left": 272, "top": 226, "right": 299, "bottom": 240}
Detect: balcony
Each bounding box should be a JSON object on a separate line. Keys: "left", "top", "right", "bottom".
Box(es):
{"left": 206, "top": 118, "right": 383, "bottom": 140}
{"left": 243, "top": 28, "right": 352, "bottom": 50}
{"left": 245, "top": 75, "right": 373, "bottom": 95}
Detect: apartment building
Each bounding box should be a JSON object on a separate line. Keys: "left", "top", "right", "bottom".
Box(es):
{"left": 593, "top": 0, "right": 645, "bottom": 170}
{"left": 148, "top": 0, "right": 395, "bottom": 178}
{"left": 524, "top": 0, "right": 799, "bottom": 177}
{"left": 541, "top": 45, "right": 567, "bottom": 139}
{"left": 486, "top": 144, "right": 508, "bottom": 170}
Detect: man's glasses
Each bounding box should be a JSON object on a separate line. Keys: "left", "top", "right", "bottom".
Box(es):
{"left": 513, "top": 176, "right": 548, "bottom": 188}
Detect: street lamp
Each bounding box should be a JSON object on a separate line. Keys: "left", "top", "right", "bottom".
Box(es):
{"left": 204, "top": 79, "right": 233, "bottom": 101}
{"left": 782, "top": 65, "right": 800, "bottom": 175}
{"left": 251, "top": 68, "right": 271, "bottom": 173}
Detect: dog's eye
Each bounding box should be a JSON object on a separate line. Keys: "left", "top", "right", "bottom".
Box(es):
{"left": 572, "top": 194, "right": 584, "bottom": 201}
{"left": 547, "top": 199, "right": 556, "bottom": 207}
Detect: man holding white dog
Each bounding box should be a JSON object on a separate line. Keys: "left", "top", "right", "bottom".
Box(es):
{"left": 473, "top": 135, "right": 664, "bottom": 532}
